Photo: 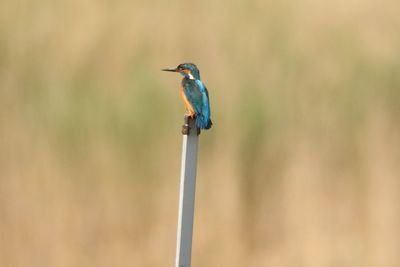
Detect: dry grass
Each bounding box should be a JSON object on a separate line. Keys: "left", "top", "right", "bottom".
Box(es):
{"left": 0, "top": 0, "right": 400, "bottom": 266}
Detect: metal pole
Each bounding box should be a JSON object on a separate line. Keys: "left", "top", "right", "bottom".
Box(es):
{"left": 175, "top": 116, "right": 200, "bottom": 267}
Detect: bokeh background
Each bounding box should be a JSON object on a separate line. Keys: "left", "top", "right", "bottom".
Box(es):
{"left": 1, "top": 0, "right": 400, "bottom": 266}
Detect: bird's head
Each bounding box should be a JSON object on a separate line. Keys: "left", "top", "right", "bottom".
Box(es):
{"left": 162, "top": 63, "right": 200, "bottom": 80}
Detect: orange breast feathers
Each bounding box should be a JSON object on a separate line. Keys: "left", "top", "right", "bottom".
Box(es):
{"left": 180, "top": 87, "right": 196, "bottom": 117}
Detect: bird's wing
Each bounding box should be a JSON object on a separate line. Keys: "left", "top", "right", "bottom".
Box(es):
{"left": 195, "top": 79, "right": 211, "bottom": 119}
{"left": 182, "top": 79, "right": 204, "bottom": 114}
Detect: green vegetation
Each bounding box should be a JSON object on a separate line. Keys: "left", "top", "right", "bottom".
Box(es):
{"left": 1, "top": 0, "right": 399, "bottom": 266}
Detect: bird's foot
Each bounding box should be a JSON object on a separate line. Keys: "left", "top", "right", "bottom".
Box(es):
{"left": 185, "top": 111, "right": 196, "bottom": 118}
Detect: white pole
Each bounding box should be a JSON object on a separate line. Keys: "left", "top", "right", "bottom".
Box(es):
{"left": 175, "top": 117, "right": 199, "bottom": 267}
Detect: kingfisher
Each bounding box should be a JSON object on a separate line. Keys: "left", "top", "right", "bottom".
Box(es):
{"left": 162, "top": 63, "right": 212, "bottom": 130}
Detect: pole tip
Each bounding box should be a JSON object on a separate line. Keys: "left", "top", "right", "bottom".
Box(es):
{"left": 182, "top": 116, "right": 200, "bottom": 136}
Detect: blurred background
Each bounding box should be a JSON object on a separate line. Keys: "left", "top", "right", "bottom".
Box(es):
{"left": 1, "top": 0, "right": 399, "bottom": 266}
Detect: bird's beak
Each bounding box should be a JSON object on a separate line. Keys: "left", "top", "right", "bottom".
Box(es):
{"left": 162, "top": 67, "right": 178, "bottom": 72}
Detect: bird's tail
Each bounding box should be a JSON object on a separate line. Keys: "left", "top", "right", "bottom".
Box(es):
{"left": 196, "top": 114, "right": 212, "bottom": 130}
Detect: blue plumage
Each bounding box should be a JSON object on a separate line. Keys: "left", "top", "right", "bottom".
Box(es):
{"left": 163, "top": 63, "right": 212, "bottom": 130}
{"left": 182, "top": 78, "right": 212, "bottom": 129}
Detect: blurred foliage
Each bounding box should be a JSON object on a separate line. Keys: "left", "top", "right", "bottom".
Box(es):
{"left": 1, "top": 0, "right": 400, "bottom": 266}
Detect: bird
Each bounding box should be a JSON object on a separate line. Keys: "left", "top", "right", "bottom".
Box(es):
{"left": 162, "top": 63, "right": 212, "bottom": 130}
